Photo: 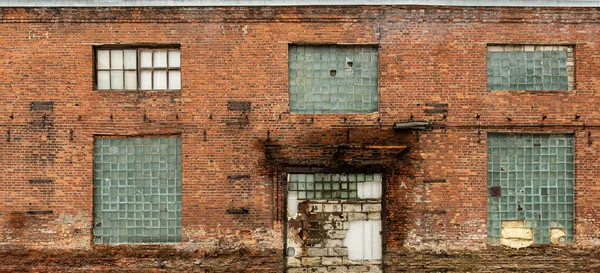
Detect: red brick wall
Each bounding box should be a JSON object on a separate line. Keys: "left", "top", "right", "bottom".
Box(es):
{"left": 1, "top": 5, "right": 600, "bottom": 271}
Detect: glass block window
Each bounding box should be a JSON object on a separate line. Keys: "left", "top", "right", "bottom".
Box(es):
{"left": 289, "top": 45, "right": 379, "bottom": 114}
{"left": 288, "top": 173, "right": 381, "bottom": 199}
{"left": 93, "top": 138, "right": 182, "bottom": 244}
{"left": 487, "top": 45, "right": 574, "bottom": 91}
{"left": 96, "top": 48, "right": 181, "bottom": 90}
{"left": 487, "top": 134, "right": 574, "bottom": 244}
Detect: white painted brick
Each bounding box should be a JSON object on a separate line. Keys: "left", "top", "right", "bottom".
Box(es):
{"left": 343, "top": 258, "right": 364, "bottom": 265}
{"left": 322, "top": 257, "right": 342, "bottom": 266}
{"left": 328, "top": 266, "right": 348, "bottom": 272}
{"left": 328, "top": 247, "right": 349, "bottom": 256}
{"left": 307, "top": 248, "right": 328, "bottom": 257}
{"left": 348, "top": 266, "right": 368, "bottom": 272}
{"left": 287, "top": 257, "right": 302, "bottom": 267}
{"left": 343, "top": 204, "right": 362, "bottom": 212}
{"left": 328, "top": 213, "right": 346, "bottom": 221}
{"left": 368, "top": 265, "right": 383, "bottom": 273}
{"left": 333, "top": 220, "right": 345, "bottom": 230}
{"left": 363, "top": 204, "right": 381, "bottom": 212}
{"left": 324, "top": 204, "right": 342, "bottom": 212}
{"left": 327, "top": 230, "right": 347, "bottom": 239}
{"left": 325, "top": 239, "right": 343, "bottom": 247}
{"left": 309, "top": 203, "right": 323, "bottom": 213}
{"left": 310, "top": 267, "right": 328, "bottom": 273}
{"left": 301, "top": 257, "right": 322, "bottom": 266}
{"left": 347, "top": 212, "right": 367, "bottom": 221}
{"left": 368, "top": 212, "right": 381, "bottom": 220}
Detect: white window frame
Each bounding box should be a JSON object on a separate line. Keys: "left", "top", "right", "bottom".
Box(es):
{"left": 95, "top": 46, "right": 181, "bottom": 91}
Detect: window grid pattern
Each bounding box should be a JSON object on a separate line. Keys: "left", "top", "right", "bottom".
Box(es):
{"left": 93, "top": 138, "right": 182, "bottom": 244}
{"left": 289, "top": 45, "right": 379, "bottom": 114}
{"left": 487, "top": 45, "right": 574, "bottom": 91}
{"left": 96, "top": 48, "right": 181, "bottom": 91}
{"left": 487, "top": 134, "right": 574, "bottom": 244}
{"left": 289, "top": 173, "right": 380, "bottom": 199}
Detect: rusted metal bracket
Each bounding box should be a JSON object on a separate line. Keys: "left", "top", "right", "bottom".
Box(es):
{"left": 227, "top": 101, "right": 251, "bottom": 111}
{"left": 26, "top": 210, "right": 53, "bottom": 215}
{"left": 226, "top": 208, "right": 249, "bottom": 214}
{"left": 29, "top": 179, "right": 53, "bottom": 184}
{"left": 227, "top": 174, "right": 250, "bottom": 180}
{"left": 30, "top": 101, "right": 54, "bottom": 111}
{"left": 424, "top": 179, "right": 446, "bottom": 183}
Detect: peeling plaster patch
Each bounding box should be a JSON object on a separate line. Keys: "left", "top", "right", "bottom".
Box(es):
{"left": 551, "top": 229, "right": 566, "bottom": 244}
{"left": 501, "top": 221, "right": 533, "bottom": 249}
{"left": 499, "top": 220, "right": 566, "bottom": 248}
{"left": 287, "top": 191, "right": 298, "bottom": 219}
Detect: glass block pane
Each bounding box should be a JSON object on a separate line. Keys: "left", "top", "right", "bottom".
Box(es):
{"left": 289, "top": 45, "right": 378, "bottom": 113}
{"left": 153, "top": 71, "right": 167, "bottom": 90}
{"left": 124, "top": 71, "right": 137, "bottom": 90}
{"left": 97, "top": 71, "right": 110, "bottom": 90}
{"left": 168, "top": 71, "right": 181, "bottom": 90}
{"left": 168, "top": 50, "right": 180, "bottom": 68}
{"left": 487, "top": 133, "right": 574, "bottom": 244}
{"left": 110, "top": 70, "right": 124, "bottom": 89}
{"left": 140, "top": 51, "right": 152, "bottom": 68}
{"left": 93, "top": 137, "right": 182, "bottom": 244}
{"left": 288, "top": 173, "right": 380, "bottom": 200}
{"left": 97, "top": 50, "right": 110, "bottom": 69}
{"left": 154, "top": 51, "right": 167, "bottom": 68}
{"left": 487, "top": 46, "right": 573, "bottom": 91}
{"left": 110, "top": 50, "right": 123, "bottom": 69}
{"left": 140, "top": 70, "right": 152, "bottom": 90}
{"left": 123, "top": 50, "right": 137, "bottom": 69}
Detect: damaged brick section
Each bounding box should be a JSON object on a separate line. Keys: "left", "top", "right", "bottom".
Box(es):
{"left": 385, "top": 246, "right": 600, "bottom": 272}
{"left": 0, "top": 246, "right": 282, "bottom": 272}
{"left": 287, "top": 199, "right": 382, "bottom": 273}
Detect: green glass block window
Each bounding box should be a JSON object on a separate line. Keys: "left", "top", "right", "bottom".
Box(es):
{"left": 93, "top": 138, "right": 182, "bottom": 244}
{"left": 288, "top": 173, "right": 381, "bottom": 199}
{"left": 487, "top": 134, "right": 574, "bottom": 244}
{"left": 487, "top": 45, "right": 574, "bottom": 91}
{"left": 289, "top": 45, "right": 379, "bottom": 114}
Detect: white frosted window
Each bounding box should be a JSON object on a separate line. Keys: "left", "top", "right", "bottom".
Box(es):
{"left": 154, "top": 51, "right": 168, "bottom": 68}
{"left": 168, "top": 51, "right": 180, "bottom": 68}
{"left": 97, "top": 71, "right": 110, "bottom": 90}
{"left": 343, "top": 220, "right": 382, "bottom": 260}
{"left": 110, "top": 50, "right": 123, "bottom": 69}
{"left": 110, "top": 71, "right": 124, "bottom": 89}
{"left": 357, "top": 173, "right": 382, "bottom": 198}
{"left": 140, "top": 51, "right": 153, "bottom": 68}
{"left": 97, "top": 50, "right": 110, "bottom": 69}
{"left": 124, "top": 71, "right": 137, "bottom": 90}
{"left": 168, "top": 71, "right": 181, "bottom": 90}
{"left": 287, "top": 191, "right": 298, "bottom": 219}
{"left": 154, "top": 71, "right": 167, "bottom": 89}
{"left": 140, "top": 71, "right": 152, "bottom": 90}
{"left": 123, "top": 50, "right": 137, "bottom": 69}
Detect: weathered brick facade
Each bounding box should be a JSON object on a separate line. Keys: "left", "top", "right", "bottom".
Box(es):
{"left": 1, "top": 5, "right": 600, "bottom": 272}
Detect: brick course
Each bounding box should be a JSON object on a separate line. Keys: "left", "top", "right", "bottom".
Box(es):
{"left": 1, "top": 5, "right": 600, "bottom": 271}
